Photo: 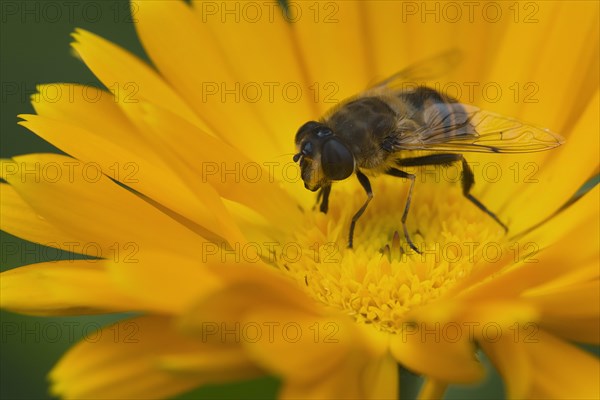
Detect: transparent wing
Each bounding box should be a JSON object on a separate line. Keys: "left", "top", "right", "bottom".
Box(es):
{"left": 365, "top": 50, "right": 563, "bottom": 153}
{"left": 369, "top": 49, "right": 463, "bottom": 91}
{"left": 395, "top": 102, "right": 565, "bottom": 153}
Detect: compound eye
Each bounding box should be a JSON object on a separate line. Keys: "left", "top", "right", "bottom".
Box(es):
{"left": 321, "top": 138, "right": 354, "bottom": 180}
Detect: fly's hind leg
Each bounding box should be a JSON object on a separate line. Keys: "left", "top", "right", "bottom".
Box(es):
{"left": 396, "top": 154, "right": 508, "bottom": 232}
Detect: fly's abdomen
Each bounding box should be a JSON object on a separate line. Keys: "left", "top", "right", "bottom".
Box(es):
{"left": 399, "top": 86, "right": 475, "bottom": 140}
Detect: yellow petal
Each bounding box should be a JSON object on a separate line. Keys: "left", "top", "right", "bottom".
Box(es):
{"left": 392, "top": 300, "right": 536, "bottom": 385}
{"left": 132, "top": 0, "right": 280, "bottom": 160}
{"left": 539, "top": 316, "right": 600, "bottom": 344}
{"left": 190, "top": 0, "right": 319, "bottom": 152}
{"left": 21, "top": 94, "right": 239, "bottom": 244}
{"left": 484, "top": 2, "right": 598, "bottom": 128}
{"left": 485, "top": 328, "right": 600, "bottom": 398}
{"left": 0, "top": 261, "right": 139, "bottom": 315}
{"left": 450, "top": 6, "right": 598, "bottom": 220}
{"left": 180, "top": 264, "right": 322, "bottom": 326}
{"left": 128, "top": 101, "right": 302, "bottom": 228}
{"left": 523, "top": 280, "right": 600, "bottom": 318}
{"left": 256, "top": 311, "right": 392, "bottom": 400}
{"left": 157, "top": 350, "right": 262, "bottom": 385}
{"left": 1, "top": 154, "right": 206, "bottom": 259}
{"left": 114, "top": 101, "right": 248, "bottom": 244}
{"left": 520, "top": 268, "right": 600, "bottom": 341}
{"left": 528, "top": 330, "right": 600, "bottom": 399}
{"left": 70, "top": 29, "right": 204, "bottom": 129}
{"left": 0, "top": 183, "right": 78, "bottom": 247}
{"left": 242, "top": 308, "right": 355, "bottom": 382}
{"left": 105, "top": 251, "right": 224, "bottom": 314}
{"left": 363, "top": 1, "right": 497, "bottom": 85}
{"left": 514, "top": 3, "right": 599, "bottom": 134}
{"left": 502, "top": 90, "right": 600, "bottom": 232}
{"left": 460, "top": 301, "right": 540, "bottom": 331}
{"left": 280, "top": 351, "right": 396, "bottom": 400}
{"left": 291, "top": 1, "right": 370, "bottom": 115}
{"left": 50, "top": 315, "right": 258, "bottom": 399}
{"left": 522, "top": 184, "right": 600, "bottom": 261}
{"left": 480, "top": 335, "right": 532, "bottom": 399}
{"left": 178, "top": 264, "right": 391, "bottom": 398}
{"left": 390, "top": 324, "right": 484, "bottom": 383}
{"left": 451, "top": 186, "right": 598, "bottom": 299}
{"left": 362, "top": 353, "right": 398, "bottom": 400}
{"left": 522, "top": 262, "right": 599, "bottom": 296}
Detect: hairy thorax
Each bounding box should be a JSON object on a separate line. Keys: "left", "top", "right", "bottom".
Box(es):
{"left": 324, "top": 96, "right": 398, "bottom": 171}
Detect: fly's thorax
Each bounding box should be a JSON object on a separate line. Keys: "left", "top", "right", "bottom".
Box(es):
{"left": 325, "top": 96, "right": 398, "bottom": 171}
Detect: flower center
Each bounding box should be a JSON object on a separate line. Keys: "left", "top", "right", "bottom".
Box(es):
{"left": 277, "top": 175, "right": 507, "bottom": 333}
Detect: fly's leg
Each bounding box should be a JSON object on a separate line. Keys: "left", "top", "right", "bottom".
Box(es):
{"left": 396, "top": 154, "right": 508, "bottom": 232}
{"left": 348, "top": 170, "right": 373, "bottom": 249}
{"left": 386, "top": 168, "right": 420, "bottom": 253}
{"left": 316, "top": 185, "right": 332, "bottom": 213}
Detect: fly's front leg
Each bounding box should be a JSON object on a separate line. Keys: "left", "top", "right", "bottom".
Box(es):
{"left": 316, "top": 185, "right": 332, "bottom": 213}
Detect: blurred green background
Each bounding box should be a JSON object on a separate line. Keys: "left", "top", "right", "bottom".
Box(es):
{"left": 0, "top": 1, "right": 596, "bottom": 399}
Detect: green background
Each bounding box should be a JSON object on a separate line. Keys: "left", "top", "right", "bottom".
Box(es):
{"left": 0, "top": 1, "right": 596, "bottom": 399}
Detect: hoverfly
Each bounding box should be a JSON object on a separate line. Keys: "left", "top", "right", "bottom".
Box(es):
{"left": 293, "top": 50, "right": 564, "bottom": 252}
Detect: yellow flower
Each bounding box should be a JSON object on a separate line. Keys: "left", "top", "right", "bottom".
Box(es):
{"left": 1, "top": 1, "right": 599, "bottom": 399}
